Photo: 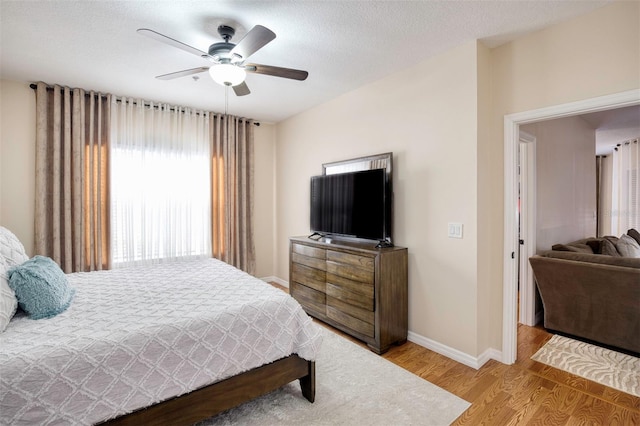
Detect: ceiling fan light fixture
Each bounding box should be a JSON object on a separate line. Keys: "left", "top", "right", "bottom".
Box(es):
{"left": 209, "top": 63, "right": 246, "bottom": 87}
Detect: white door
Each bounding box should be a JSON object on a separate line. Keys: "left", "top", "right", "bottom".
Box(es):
{"left": 518, "top": 132, "right": 537, "bottom": 326}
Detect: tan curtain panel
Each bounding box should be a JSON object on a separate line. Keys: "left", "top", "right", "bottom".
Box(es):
{"left": 35, "top": 82, "right": 111, "bottom": 273}
{"left": 209, "top": 114, "right": 256, "bottom": 274}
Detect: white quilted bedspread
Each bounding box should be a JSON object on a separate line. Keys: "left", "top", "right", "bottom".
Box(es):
{"left": 0, "top": 258, "right": 323, "bottom": 425}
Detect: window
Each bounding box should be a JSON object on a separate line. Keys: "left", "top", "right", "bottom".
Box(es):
{"left": 610, "top": 139, "right": 639, "bottom": 234}
{"left": 110, "top": 100, "right": 211, "bottom": 266}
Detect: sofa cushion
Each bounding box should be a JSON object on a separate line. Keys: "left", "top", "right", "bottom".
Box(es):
{"left": 585, "top": 239, "right": 602, "bottom": 254}
{"left": 540, "top": 250, "right": 640, "bottom": 268}
{"left": 615, "top": 234, "right": 640, "bottom": 258}
{"left": 551, "top": 243, "right": 593, "bottom": 253}
{"left": 628, "top": 228, "right": 640, "bottom": 246}
{"left": 589, "top": 237, "right": 621, "bottom": 256}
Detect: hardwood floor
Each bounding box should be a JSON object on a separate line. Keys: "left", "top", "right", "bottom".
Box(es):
{"left": 421, "top": 324, "right": 638, "bottom": 425}
{"left": 271, "top": 282, "right": 640, "bottom": 424}
{"left": 340, "top": 322, "right": 638, "bottom": 424}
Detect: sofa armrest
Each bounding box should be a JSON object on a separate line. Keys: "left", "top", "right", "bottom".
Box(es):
{"left": 529, "top": 255, "right": 640, "bottom": 353}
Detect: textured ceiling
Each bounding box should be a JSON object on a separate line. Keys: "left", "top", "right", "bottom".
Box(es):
{"left": 0, "top": 0, "right": 615, "bottom": 123}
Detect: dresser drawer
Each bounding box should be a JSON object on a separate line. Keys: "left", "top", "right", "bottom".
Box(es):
{"left": 292, "top": 252, "right": 326, "bottom": 271}
{"left": 326, "top": 272, "right": 374, "bottom": 311}
{"left": 291, "top": 281, "right": 326, "bottom": 318}
{"left": 291, "top": 262, "right": 326, "bottom": 293}
{"left": 326, "top": 250, "right": 374, "bottom": 270}
{"left": 292, "top": 243, "right": 326, "bottom": 260}
{"left": 327, "top": 297, "right": 374, "bottom": 338}
{"left": 327, "top": 250, "right": 375, "bottom": 270}
{"left": 326, "top": 261, "right": 374, "bottom": 284}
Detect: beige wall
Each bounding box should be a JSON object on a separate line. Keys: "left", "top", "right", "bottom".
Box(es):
{"left": 276, "top": 1, "right": 639, "bottom": 359}
{"left": 521, "top": 117, "right": 597, "bottom": 252}
{"left": 0, "top": 79, "right": 277, "bottom": 278}
{"left": 253, "top": 122, "right": 277, "bottom": 278}
{"left": 276, "top": 41, "right": 483, "bottom": 356}
{"left": 0, "top": 80, "right": 36, "bottom": 255}
{"left": 491, "top": 3, "right": 639, "bottom": 116}
{"left": 476, "top": 41, "right": 494, "bottom": 352}
{"left": 488, "top": 0, "right": 639, "bottom": 351}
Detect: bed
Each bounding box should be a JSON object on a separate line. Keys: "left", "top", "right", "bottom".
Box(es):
{"left": 0, "top": 242, "right": 323, "bottom": 425}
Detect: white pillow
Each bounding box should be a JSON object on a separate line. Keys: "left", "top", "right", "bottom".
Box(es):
{"left": 0, "top": 226, "right": 29, "bottom": 267}
{"left": 0, "top": 226, "right": 26, "bottom": 332}
{"left": 615, "top": 234, "right": 640, "bottom": 258}
{"left": 0, "top": 257, "right": 18, "bottom": 332}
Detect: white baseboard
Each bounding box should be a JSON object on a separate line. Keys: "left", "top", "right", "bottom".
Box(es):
{"left": 408, "top": 331, "right": 502, "bottom": 370}
{"left": 261, "top": 276, "right": 289, "bottom": 288}
{"left": 264, "top": 276, "right": 501, "bottom": 369}
{"left": 477, "top": 347, "right": 503, "bottom": 368}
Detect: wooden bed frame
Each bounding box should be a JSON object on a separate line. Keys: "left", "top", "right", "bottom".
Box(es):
{"left": 100, "top": 355, "right": 315, "bottom": 426}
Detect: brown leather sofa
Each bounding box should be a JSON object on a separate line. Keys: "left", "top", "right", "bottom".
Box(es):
{"left": 529, "top": 248, "right": 640, "bottom": 354}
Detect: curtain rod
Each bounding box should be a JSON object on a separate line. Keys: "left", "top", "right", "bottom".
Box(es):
{"left": 29, "top": 83, "right": 260, "bottom": 126}
{"left": 614, "top": 139, "right": 638, "bottom": 151}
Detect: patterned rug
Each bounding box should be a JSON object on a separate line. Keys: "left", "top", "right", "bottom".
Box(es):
{"left": 531, "top": 334, "right": 640, "bottom": 397}
{"left": 200, "top": 328, "right": 471, "bottom": 425}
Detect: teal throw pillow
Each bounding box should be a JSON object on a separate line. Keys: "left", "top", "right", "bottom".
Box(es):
{"left": 8, "top": 256, "right": 75, "bottom": 319}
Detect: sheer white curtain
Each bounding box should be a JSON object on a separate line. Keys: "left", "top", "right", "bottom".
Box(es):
{"left": 597, "top": 155, "right": 613, "bottom": 236}
{"left": 611, "top": 139, "right": 639, "bottom": 235}
{"left": 110, "top": 98, "right": 211, "bottom": 267}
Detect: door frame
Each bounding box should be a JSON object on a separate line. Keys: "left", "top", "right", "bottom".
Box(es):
{"left": 518, "top": 131, "right": 537, "bottom": 326}
{"left": 502, "top": 89, "right": 640, "bottom": 364}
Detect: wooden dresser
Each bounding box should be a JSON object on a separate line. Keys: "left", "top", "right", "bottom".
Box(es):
{"left": 289, "top": 236, "right": 408, "bottom": 354}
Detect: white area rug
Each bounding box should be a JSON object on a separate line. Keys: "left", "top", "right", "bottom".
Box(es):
{"left": 200, "top": 328, "right": 471, "bottom": 425}
{"left": 531, "top": 334, "right": 640, "bottom": 397}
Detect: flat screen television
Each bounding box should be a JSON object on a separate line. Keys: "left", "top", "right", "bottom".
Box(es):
{"left": 310, "top": 168, "right": 392, "bottom": 244}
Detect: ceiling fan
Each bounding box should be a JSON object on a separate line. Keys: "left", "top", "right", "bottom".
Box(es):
{"left": 137, "top": 24, "right": 308, "bottom": 96}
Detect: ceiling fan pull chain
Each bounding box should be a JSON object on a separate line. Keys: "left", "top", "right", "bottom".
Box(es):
{"left": 224, "top": 84, "right": 229, "bottom": 115}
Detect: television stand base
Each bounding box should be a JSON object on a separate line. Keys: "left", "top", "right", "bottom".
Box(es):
{"left": 375, "top": 240, "right": 394, "bottom": 248}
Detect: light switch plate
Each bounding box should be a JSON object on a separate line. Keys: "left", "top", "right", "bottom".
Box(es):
{"left": 448, "top": 222, "right": 463, "bottom": 239}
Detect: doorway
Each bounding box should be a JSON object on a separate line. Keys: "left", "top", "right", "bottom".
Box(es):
{"left": 502, "top": 89, "right": 640, "bottom": 365}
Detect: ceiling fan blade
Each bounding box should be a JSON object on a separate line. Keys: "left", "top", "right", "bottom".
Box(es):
{"left": 138, "top": 28, "right": 210, "bottom": 59}
{"left": 229, "top": 25, "right": 276, "bottom": 61}
{"left": 233, "top": 81, "right": 251, "bottom": 96}
{"left": 156, "top": 67, "right": 210, "bottom": 80}
{"left": 245, "top": 63, "right": 308, "bottom": 81}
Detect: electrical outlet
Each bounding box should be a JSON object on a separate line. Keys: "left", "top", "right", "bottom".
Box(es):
{"left": 448, "top": 222, "right": 463, "bottom": 239}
